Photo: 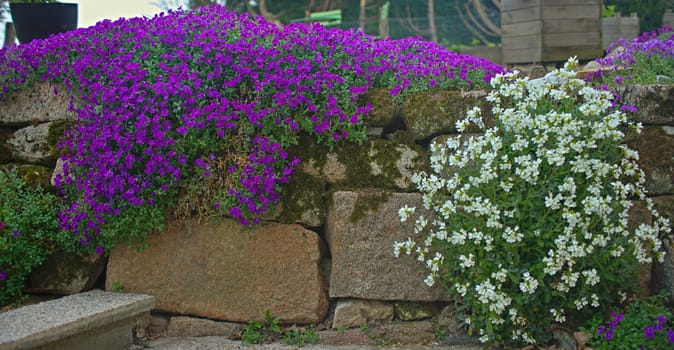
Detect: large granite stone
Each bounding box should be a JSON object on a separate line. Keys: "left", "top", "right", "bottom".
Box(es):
{"left": 25, "top": 252, "right": 105, "bottom": 295}
{"left": 0, "top": 82, "right": 74, "bottom": 126}
{"left": 621, "top": 84, "right": 674, "bottom": 125}
{"left": 106, "top": 219, "right": 328, "bottom": 324}
{"left": 6, "top": 122, "right": 53, "bottom": 164}
{"left": 626, "top": 126, "right": 674, "bottom": 195}
{"left": 326, "top": 190, "right": 450, "bottom": 301}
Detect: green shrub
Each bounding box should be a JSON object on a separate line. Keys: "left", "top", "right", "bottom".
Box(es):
{"left": 281, "top": 325, "right": 319, "bottom": 347}
{"left": 395, "top": 58, "right": 670, "bottom": 347}
{"left": 0, "top": 170, "right": 81, "bottom": 305}
{"left": 241, "top": 310, "right": 281, "bottom": 345}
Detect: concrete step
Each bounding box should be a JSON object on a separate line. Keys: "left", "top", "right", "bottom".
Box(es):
{"left": 0, "top": 289, "right": 154, "bottom": 350}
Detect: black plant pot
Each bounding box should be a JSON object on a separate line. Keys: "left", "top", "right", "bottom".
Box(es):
{"left": 9, "top": 3, "right": 78, "bottom": 44}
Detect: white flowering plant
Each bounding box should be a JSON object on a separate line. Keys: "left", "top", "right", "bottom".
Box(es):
{"left": 394, "top": 58, "right": 670, "bottom": 347}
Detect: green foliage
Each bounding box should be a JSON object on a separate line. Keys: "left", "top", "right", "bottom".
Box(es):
{"left": 602, "top": 5, "right": 617, "bottom": 18}
{"left": 110, "top": 280, "right": 125, "bottom": 293}
{"left": 359, "top": 321, "right": 370, "bottom": 331}
{"left": 628, "top": 54, "right": 674, "bottom": 84}
{"left": 241, "top": 310, "right": 281, "bottom": 345}
{"left": 281, "top": 325, "right": 319, "bottom": 347}
{"left": 0, "top": 170, "right": 81, "bottom": 305}
{"left": 584, "top": 293, "right": 674, "bottom": 349}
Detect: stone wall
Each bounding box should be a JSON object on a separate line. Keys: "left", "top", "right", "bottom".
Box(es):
{"left": 1, "top": 81, "right": 673, "bottom": 335}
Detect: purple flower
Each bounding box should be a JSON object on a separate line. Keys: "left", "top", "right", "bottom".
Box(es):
{"left": 644, "top": 325, "right": 655, "bottom": 339}
{"left": 0, "top": 4, "right": 504, "bottom": 245}
{"left": 605, "top": 329, "right": 614, "bottom": 341}
{"left": 620, "top": 105, "right": 638, "bottom": 113}
{"left": 11, "top": 231, "right": 20, "bottom": 238}
{"left": 609, "top": 313, "right": 624, "bottom": 329}
{"left": 95, "top": 246, "right": 104, "bottom": 255}
{"left": 667, "top": 329, "right": 674, "bottom": 344}
{"left": 0, "top": 221, "right": 4, "bottom": 230}
{"left": 0, "top": 271, "right": 6, "bottom": 281}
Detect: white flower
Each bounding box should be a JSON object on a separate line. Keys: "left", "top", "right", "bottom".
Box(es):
{"left": 455, "top": 282, "right": 470, "bottom": 297}
{"left": 582, "top": 269, "right": 600, "bottom": 286}
{"left": 519, "top": 272, "right": 539, "bottom": 294}
{"left": 398, "top": 205, "right": 415, "bottom": 222}
{"left": 545, "top": 192, "right": 562, "bottom": 210}
{"left": 503, "top": 226, "right": 524, "bottom": 243}
{"left": 459, "top": 254, "right": 475, "bottom": 269}
{"left": 550, "top": 308, "right": 566, "bottom": 323}
{"left": 424, "top": 274, "right": 435, "bottom": 287}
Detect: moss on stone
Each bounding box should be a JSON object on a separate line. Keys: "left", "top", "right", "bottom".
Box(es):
{"left": 46, "top": 120, "right": 76, "bottom": 157}
{"left": 359, "top": 88, "right": 400, "bottom": 127}
{"left": 276, "top": 168, "right": 327, "bottom": 227}
{"left": 350, "top": 189, "right": 391, "bottom": 223}
{"left": 334, "top": 138, "right": 427, "bottom": 191}
{"left": 400, "top": 91, "right": 490, "bottom": 140}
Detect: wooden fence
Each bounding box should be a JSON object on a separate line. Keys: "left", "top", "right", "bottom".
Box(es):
{"left": 501, "top": 0, "right": 602, "bottom": 64}
{"left": 602, "top": 13, "right": 639, "bottom": 50}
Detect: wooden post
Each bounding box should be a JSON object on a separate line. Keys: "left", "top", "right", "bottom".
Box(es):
{"left": 664, "top": 9, "right": 674, "bottom": 29}
{"left": 3, "top": 22, "right": 15, "bottom": 47}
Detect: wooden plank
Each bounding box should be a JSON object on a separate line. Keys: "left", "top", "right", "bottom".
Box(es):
{"left": 618, "top": 16, "right": 639, "bottom": 39}
{"left": 541, "top": 0, "right": 599, "bottom": 5}
{"left": 503, "top": 48, "right": 542, "bottom": 64}
{"left": 664, "top": 9, "right": 674, "bottom": 28}
{"left": 541, "top": 46, "right": 603, "bottom": 62}
{"left": 543, "top": 32, "right": 600, "bottom": 48}
{"left": 502, "top": 0, "right": 540, "bottom": 12}
{"left": 502, "top": 6, "right": 541, "bottom": 25}
{"left": 503, "top": 33, "right": 542, "bottom": 50}
{"left": 603, "top": 18, "right": 619, "bottom": 49}
{"left": 543, "top": 19, "right": 601, "bottom": 34}
{"left": 502, "top": 21, "right": 542, "bottom": 37}
{"left": 542, "top": 5, "right": 601, "bottom": 20}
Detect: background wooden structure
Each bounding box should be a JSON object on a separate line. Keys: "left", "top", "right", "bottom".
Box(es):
{"left": 501, "top": 0, "right": 602, "bottom": 64}
{"left": 664, "top": 9, "right": 674, "bottom": 29}
{"left": 602, "top": 13, "right": 639, "bottom": 50}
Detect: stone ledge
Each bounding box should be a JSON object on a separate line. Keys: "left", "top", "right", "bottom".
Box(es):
{"left": 0, "top": 289, "right": 155, "bottom": 350}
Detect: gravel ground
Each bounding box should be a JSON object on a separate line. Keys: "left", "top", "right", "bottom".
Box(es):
{"left": 131, "top": 337, "right": 483, "bottom": 350}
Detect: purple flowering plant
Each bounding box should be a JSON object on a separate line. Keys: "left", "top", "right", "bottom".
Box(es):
{"left": 0, "top": 5, "right": 503, "bottom": 253}
{"left": 586, "top": 293, "right": 674, "bottom": 349}
{"left": 591, "top": 25, "right": 674, "bottom": 87}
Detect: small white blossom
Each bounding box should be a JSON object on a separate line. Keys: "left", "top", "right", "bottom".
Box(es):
{"left": 519, "top": 272, "right": 539, "bottom": 294}
{"left": 398, "top": 205, "right": 415, "bottom": 222}
{"left": 550, "top": 308, "right": 566, "bottom": 323}
{"left": 458, "top": 254, "right": 475, "bottom": 269}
